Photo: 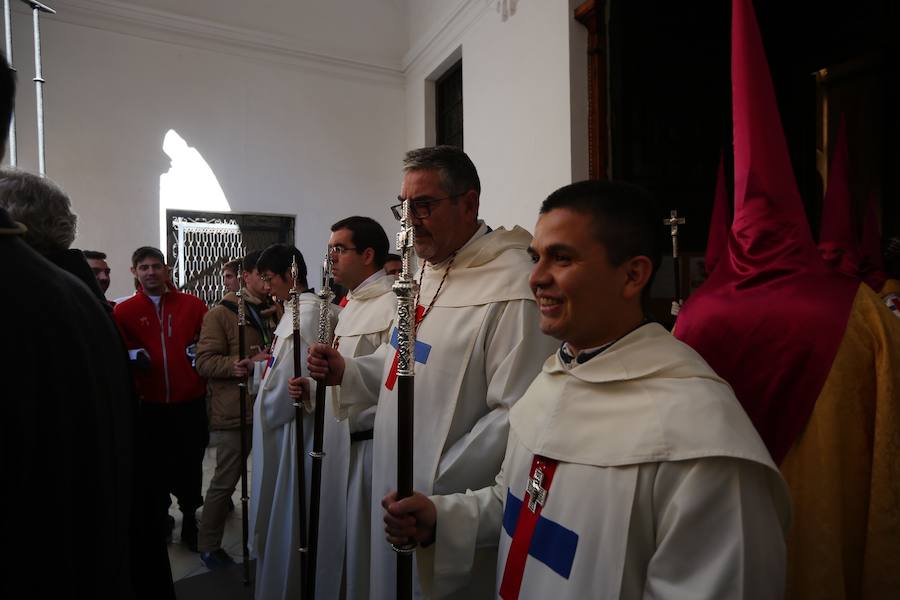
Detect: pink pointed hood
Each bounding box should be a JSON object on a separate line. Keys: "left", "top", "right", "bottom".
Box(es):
{"left": 858, "top": 191, "right": 888, "bottom": 292}
{"left": 818, "top": 117, "right": 862, "bottom": 278}
{"left": 674, "top": 0, "right": 858, "bottom": 464}
{"left": 704, "top": 150, "right": 730, "bottom": 275}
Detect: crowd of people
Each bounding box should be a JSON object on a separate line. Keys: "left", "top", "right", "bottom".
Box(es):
{"left": 3, "top": 1, "right": 900, "bottom": 598}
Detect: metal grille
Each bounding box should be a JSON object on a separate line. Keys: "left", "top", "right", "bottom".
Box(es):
{"left": 167, "top": 210, "right": 295, "bottom": 307}
{"left": 171, "top": 218, "right": 244, "bottom": 306}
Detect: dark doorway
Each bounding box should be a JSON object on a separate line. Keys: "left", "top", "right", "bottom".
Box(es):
{"left": 578, "top": 0, "right": 898, "bottom": 316}
{"left": 436, "top": 59, "right": 464, "bottom": 149}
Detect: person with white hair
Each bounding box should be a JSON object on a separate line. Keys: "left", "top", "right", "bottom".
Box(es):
{"left": 0, "top": 53, "right": 174, "bottom": 599}
{"left": 0, "top": 168, "right": 109, "bottom": 311}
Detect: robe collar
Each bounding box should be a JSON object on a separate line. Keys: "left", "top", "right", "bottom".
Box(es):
{"left": 348, "top": 269, "right": 391, "bottom": 302}
{"left": 274, "top": 291, "right": 319, "bottom": 337}
{"left": 510, "top": 323, "right": 779, "bottom": 473}
{"left": 417, "top": 223, "right": 536, "bottom": 307}
{"left": 558, "top": 320, "right": 652, "bottom": 368}
{"left": 424, "top": 220, "right": 490, "bottom": 272}
{"left": 545, "top": 323, "right": 721, "bottom": 384}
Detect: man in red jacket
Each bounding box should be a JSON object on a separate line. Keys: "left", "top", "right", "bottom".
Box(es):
{"left": 114, "top": 246, "right": 209, "bottom": 551}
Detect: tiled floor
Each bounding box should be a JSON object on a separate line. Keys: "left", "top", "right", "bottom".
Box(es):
{"left": 168, "top": 446, "right": 252, "bottom": 582}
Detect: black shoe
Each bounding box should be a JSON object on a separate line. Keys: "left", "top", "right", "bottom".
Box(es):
{"left": 181, "top": 514, "right": 199, "bottom": 552}
{"left": 201, "top": 548, "right": 235, "bottom": 570}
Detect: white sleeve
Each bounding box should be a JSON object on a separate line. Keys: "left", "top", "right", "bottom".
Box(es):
{"left": 433, "top": 299, "right": 556, "bottom": 493}
{"left": 300, "top": 300, "right": 322, "bottom": 414}
{"left": 334, "top": 341, "right": 390, "bottom": 415}
{"left": 643, "top": 457, "right": 789, "bottom": 600}
{"left": 416, "top": 436, "right": 512, "bottom": 598}
{"left": 249, "top": 359, "right": 266, "bottom": 395}
{"left": 258, "top": 335, "right": 298, "bottom": 430}
{"left": 258, "top": 323, "right": 318, "bottom": 429}
{"left": 329, "top": 326, "right": 393, "bottom": 421}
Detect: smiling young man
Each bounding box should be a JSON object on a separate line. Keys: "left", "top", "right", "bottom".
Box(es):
{"left": 382, "top": 180, "right": 790, "bottom": 599}
{"left": 306, "top": 146, "right": 557, "bottom": 599}
{"left": 114, "top": 246, "right": 209, "bottom": 552}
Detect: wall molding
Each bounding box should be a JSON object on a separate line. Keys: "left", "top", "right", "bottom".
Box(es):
{"left": 402, "top": 0, "right": 492, "bottom": 75}
{"left": 23, "top": 0, "right": 405, "bottom": 86}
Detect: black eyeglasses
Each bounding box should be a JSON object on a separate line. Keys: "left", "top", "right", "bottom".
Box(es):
{"left": 390, "top": 194, "right": 462, "bottom": 221}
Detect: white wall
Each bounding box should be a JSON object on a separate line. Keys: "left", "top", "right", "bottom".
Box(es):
{"left": 4, "top": 5, "right": 407, "bottom": 300}
{"left": 403, "top": 0, "right": 588, "bottom": 235}
{"left": 2, "top": 0, "right": 588, "bottom": 299}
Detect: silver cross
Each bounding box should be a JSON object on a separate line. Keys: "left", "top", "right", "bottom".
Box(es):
{"left": 525, "top": 465, "right": 548, "bottom": 512}
{"left": 396, "top": 228, "right": 412, "bottom": 253}
{"left": 663, "top": 209, "right": 686, "bottom": 236}
{"left": 663, "top": 210, "right": 686, "bottom": 259}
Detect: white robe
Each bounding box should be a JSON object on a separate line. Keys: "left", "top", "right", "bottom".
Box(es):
{"left": 248, "top": 292, "right": 340, "bottom": 600}
{"left": 339, "top": 223, "right": 559, "bottom": 600}
{"left": 317, "top": 272, "right": 396, "bottom": 600}
{"left": 422, "top": 323, "right": 791, "bottom": 599}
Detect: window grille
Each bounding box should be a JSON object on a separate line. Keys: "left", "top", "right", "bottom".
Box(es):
{"left": 167, "top": 210, "right": 295, "bottom": 306}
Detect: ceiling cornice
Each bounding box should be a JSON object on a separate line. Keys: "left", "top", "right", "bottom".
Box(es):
{"left": 28, "top": 0, "right": 405, "bottom": 86}
{"left": 402, "top": 0, "right": 491, "bottom": 74}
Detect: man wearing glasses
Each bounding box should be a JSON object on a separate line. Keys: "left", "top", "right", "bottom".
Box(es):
{"left": 305, "top": 145, "right": 558, "bottom": 599}
{"left": 247, "top": 243, "right": 340, "bottom": 600}
{"left": 299, "top": 216, "right": 398, "bottom": 600}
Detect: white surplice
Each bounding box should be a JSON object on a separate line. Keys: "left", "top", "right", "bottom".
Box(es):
{"left": 248, "top": 292, "right": 339, "bottom": 600}
{"left": 338, "top": 223, "right": 559, "bottom": 600}
{"left": 421, "top": 323, "right": 791, "bottom": 599}
{"left": 316, "top": 271, "right": 396, "bottom": 600}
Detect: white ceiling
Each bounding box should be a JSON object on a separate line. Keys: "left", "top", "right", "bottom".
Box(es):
{"left": 61, "top": 0, "right": 414, "bottom": 69}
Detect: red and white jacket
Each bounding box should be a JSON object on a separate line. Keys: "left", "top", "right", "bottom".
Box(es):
{"left": 114, "top": 289, "right": 207, "bottom": 404}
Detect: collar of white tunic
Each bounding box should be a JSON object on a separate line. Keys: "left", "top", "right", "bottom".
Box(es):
{"left": 558, "top": 341, "right": 612, "bottom": 369}
{"left": 335, "top": 273, "right": 396, "bottom": 337}
{"left": 348, "top": 269, "right": 389, "bottom": 299}
{"left": 558, "top": 320, "right": 653, "bottom": 369}
{"left": 509, "top": 322, "right": 780, "bottom": 472}
{"left": 273, "top": 291, "right": 319, "bottom": 338}
{"left": 417, "top": 222, "right": 536, "bottom": 307}
{"left": 427, "top": 221, "right": 489, "bottom": 270}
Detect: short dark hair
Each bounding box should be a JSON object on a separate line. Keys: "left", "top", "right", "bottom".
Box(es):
{"left": 241, "top": 249, "right": 263, "bottom": 273}
{"left": 331, "top": 216, "right": 390, "bottom": 268}
{"left": 257, "top": 243, "right": 308, "bottom": 289}
{"left": 131, "top": 246, "right": 165, "bottom": 267}
{"left": 540, "top": 180, "right": 662, "bottom": 297}
{"left": 83, "top": 250, "right": 107, "bottom": 260}
{"left": 222, "top": 259, "right": 240, "bottom": 274}
{"left": 403, "top": 146, "right": 481, "bottom": 196}
{"left": 385, "top": 253, "right": 401, "bottom": 263}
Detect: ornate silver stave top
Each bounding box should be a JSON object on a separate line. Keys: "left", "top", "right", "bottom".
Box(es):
{"left": 392, "top": 199, "right": 418, "bottom": 378}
